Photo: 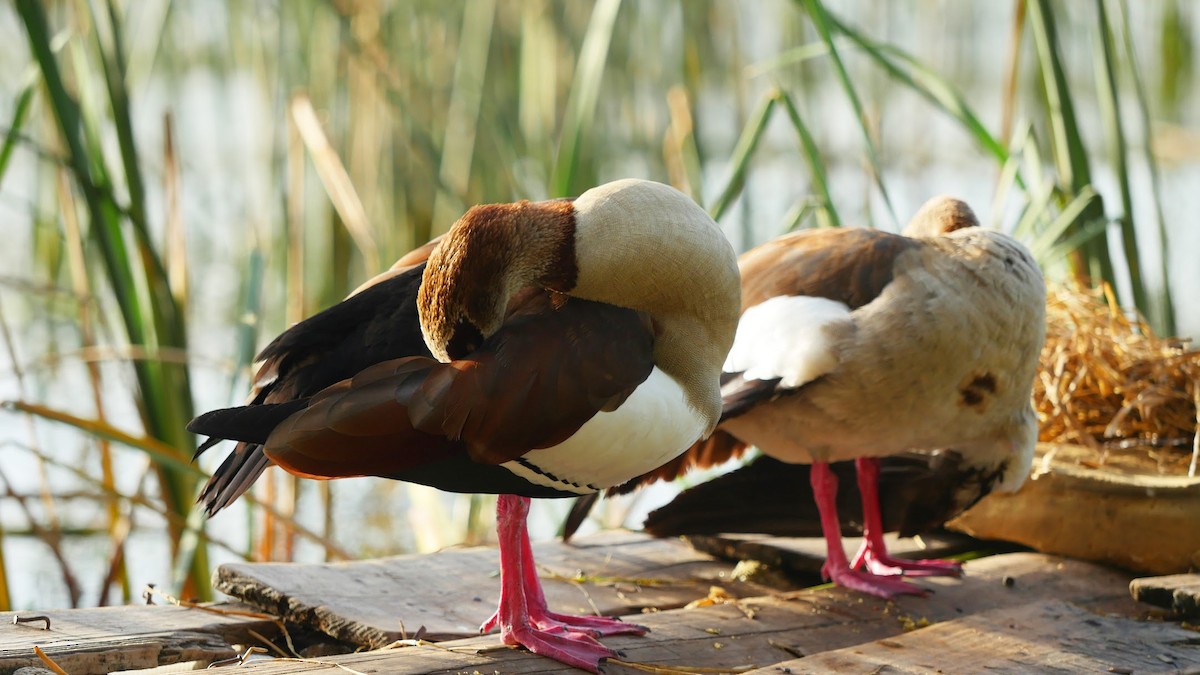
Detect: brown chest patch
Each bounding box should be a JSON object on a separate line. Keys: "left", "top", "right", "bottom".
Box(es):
{"left": 959, "top": 371, "right": 998, "bottom": 410}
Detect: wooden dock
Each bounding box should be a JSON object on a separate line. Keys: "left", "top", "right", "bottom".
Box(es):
{"left": 2, "top": 530, "right": 1197, "bottom": 674}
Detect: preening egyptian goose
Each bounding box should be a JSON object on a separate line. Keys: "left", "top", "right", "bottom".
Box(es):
{"left": 188, "top": 179, "right": 741, "bottom": 671}
{"left": 580, "top": 197, "right": 1045, "bottom": 599}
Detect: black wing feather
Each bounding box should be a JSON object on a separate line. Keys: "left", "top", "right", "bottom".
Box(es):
{"left": 191, "top": 264, "right": 431, "bottom": 515}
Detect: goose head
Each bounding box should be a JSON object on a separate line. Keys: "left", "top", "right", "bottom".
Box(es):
{"left": 902, "top": 195, "right": 979, "bottom": 238}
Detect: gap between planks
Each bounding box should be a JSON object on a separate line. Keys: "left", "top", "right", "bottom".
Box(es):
{"left": 0, "top": 603, "right": 279, "bottom": 675}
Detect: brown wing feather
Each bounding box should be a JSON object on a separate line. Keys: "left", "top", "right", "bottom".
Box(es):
{"left": 263, "top": 291, "right": 655, "bottom": 479}
{"left": 253, "top": 236, "right": 446, "bottom": 403}
{"left": 261, "top": 358, "right": 459, "bottom": 478}
{"left": 739, "top": 227, "right": 919, "bottom": 311}
{"left": 711, "top": 228, "right": 921, "bottom": 426}
{"left": 412, "top": 289, "right": 654, "bottom": 463}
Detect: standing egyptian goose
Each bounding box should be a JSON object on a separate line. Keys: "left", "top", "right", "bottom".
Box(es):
{"left": 188, "top": 179, "right": 741, "bottom": 671}
{"left": 588, "top": 197, "right": 1045, "bottom": 598}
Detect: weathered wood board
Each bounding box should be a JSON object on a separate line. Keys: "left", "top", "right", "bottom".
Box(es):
{"left": 0, "top": 604, "right": 278, "bottom": 675}
{"left": 756, "top": 599, "right": 1200, "bottom": 674}
{"left": 1131, "top": 573, "right": 1200, "bottom": 619}
{"left": 206, "top": 551, "right": 1141, "bottom": 674}
{"left": 951, "top": 442, "right": 1200, "bottom": 575}
{"left": 215, "top": 530, "right": 789, "bottom": 648}
{"left": 1, "top": 533, "right": 1174, "bottom": 674}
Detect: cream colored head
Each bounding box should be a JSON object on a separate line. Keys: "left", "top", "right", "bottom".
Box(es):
{"left": 418, "top": 179, "right": 741, "bottom": 433}
{"left": 937, "top": 226, "right": 1047, "bottom": 494}
{"left": 903, "top": 196, "right": 979, "bottom": 238}
{"left": 997, "top": 403, "right": 1040, "bottom": 492}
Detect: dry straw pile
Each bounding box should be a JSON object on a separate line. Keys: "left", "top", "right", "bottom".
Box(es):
{"left": 1035, "top": 283, "right": 1200, "bottom": 475}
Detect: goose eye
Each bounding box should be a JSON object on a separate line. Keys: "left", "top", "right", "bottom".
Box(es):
{"left": 447, "top": 319, "right": 484, "bottom": 359}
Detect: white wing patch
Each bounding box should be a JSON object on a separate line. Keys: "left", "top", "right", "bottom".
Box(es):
{"left": 723, "top": 295, "right": 851, "bottom": 388}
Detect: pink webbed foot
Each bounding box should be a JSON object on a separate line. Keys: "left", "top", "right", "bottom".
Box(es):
{"left": 850, "top": 542, "right": 963, "bottom": 578}
{"left": 502, "top": 622, "right": 622, "bottom": 672}
{"left": 535, "top": 610, "right": 647, "bottom": 637}
{"left": 850, "top": 457, "right": 963, "bottom": 579}
{"left": 821, "top": 559, "right": 931, "bottom": 599}
{"left": 479, "top": 607, "right": 647, "bottom": 639}
{"left": 482, "top": 495, "right": 647, "bottom": 672}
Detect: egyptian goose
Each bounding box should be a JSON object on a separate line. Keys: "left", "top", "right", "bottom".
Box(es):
{"left": 579, "top": 197, "right": 1045, "bottom": 599}
{"left": 188, "top": 179, "right": 741, "bottom": 671}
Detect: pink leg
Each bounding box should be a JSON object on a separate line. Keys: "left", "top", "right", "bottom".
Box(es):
{"left": 849, "top": 458, "right": 963, "bottom": 578}
{"left": 810, "top": 462, "right": 928, "bottom": 599}
{"left": 478, "top": 495, "right": 646, "bottom": 672}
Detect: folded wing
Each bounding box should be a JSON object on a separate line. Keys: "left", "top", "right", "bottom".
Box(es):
{"left": 191, "top": 282, "right": 655, "bottom": 508}
{"left": 263, "top": 290, "right": 654, "bottom": 480}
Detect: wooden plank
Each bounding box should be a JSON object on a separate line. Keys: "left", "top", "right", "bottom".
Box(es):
{"left": 684, "top": 531, "right": 982, "bottom": 579}
{"left": 0, "top": 604, "right": 278, "bottom": 675}
{"left": 215, "top": 530, "right": 789, "bottom": 649}
{"left": 753, "top": 599, "right": 1200, "bottom": 674}
{"left": 950, "top": 442, "right": 1200, "bottom": 575}
{"left": 209, "top": 551, "right": 1137, "bottom": 674}
{"left": 1131, "top": 573, "right": 1200, "bottom": 618}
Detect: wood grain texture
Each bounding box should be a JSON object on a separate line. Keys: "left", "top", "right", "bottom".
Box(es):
{"left": 683, "top": 531, "right": 982, "bottom": 578}
{"left": 0, "top": 604, "right": 277, "bottom": 675}
{"left": 753, "top": 599, "right": 1200, "bottom": 674}
{"left": 212, "top": 550, "right": 1139, "bottom": 674}
{"left": 214, "top": 530, "right": 788, "bottom": 648}
{"left": 6, "top": 534, "right": 1163, "bottom": 674}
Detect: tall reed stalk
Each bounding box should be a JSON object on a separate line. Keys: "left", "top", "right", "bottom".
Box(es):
{"left": 15, "top": 0, "right": 210, "bottom": 599}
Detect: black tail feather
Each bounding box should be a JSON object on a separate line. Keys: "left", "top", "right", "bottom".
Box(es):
{"left": 188, "top": 399, "right": 309, "bottom": 516}
{"left": 561, "top": 492, "right": 600, "bottom": 542}
{"left": 188, "top": 400, "right": 309, "bottom": 450}
{"left": 191, "top": 434, "right": 224, "bottom": 461}
{"left": 197, "top": 442, "right": 273, "bottom": 516}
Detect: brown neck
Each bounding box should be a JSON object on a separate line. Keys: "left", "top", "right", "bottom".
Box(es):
{"left": 418, "top": 199, "right": 578, "bottom": 361}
